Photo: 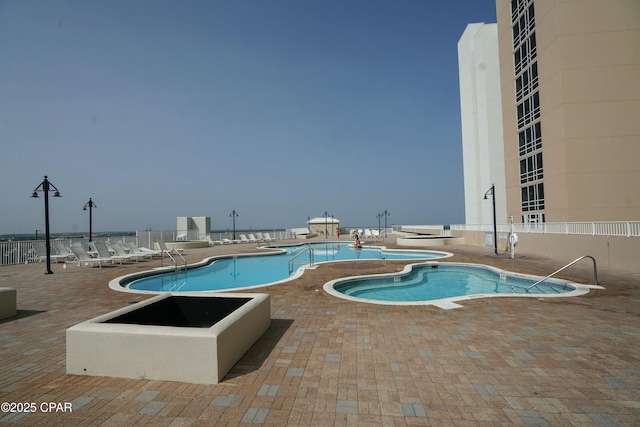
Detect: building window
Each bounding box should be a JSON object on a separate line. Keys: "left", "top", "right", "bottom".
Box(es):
{"left": 514, "top": 32, "right": 537, "bottom": 75}
{"left": 522, "top": 213, "right": 545, "bottom": 224}
{"left": 511, "top": 0, "right": 530, "bottom": 22}
{"left": 521, "top": 183, "right": 545, "bottom": 212}
{"left": 517, "top": 92, "right": 541, "bottom": 129}
{"left": 516, "top": 62, "right": 538, "bottom": 101}
{"left": 513, "top": 1, "right": 545, "bottom": 223}
{"left": 512, "top": 2, "right": 535, "bottom": 48}
{"left": 520, "top": 152, "right": 544, "bottom": 184}
{"left": 518, "top": 121, "right": 542, "bottom": 156}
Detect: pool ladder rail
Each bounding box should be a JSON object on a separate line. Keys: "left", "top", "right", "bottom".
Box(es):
{"left": 288, "top": 246, "right": 314, "bottom": 275}
{"left": 525, "top": 255, "right": 599, "bottom": 293}
{"left": 160, "top": 248, "right": 187, "bottom": 272}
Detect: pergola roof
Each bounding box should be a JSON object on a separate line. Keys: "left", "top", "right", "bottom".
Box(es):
{"left": 307, "top": 217, "right": 340, "bottom": 224}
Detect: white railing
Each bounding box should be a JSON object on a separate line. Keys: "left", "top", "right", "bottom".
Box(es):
{"left": 0, "top": 229, "right": 295, "bottom": 267}
{"left": 136, "top": 229, "right": 293, "bottom": 249}
{"left": 450, "top": 221, "right": 640, "bottom": 237}
{"left": 1, "top": 237, "right": 88, "bottom": 267}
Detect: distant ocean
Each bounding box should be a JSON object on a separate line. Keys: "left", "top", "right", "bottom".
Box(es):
{"left": 0, "top": 228, "right": 290, "bottom": 242}
{"left": 0, "top": 231, "right": 135, "bottom": 242}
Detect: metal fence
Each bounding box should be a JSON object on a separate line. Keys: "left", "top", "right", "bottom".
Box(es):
{"left": 7, "top": 222, "right": 634, "bottom": 267}
{"left": 450, "top": 221, "right": 640, "bottom": 237}
{"left": 0, "top": 229, "right": 296, "bottom": 267}
{"left": 134, "top": 229, "right": 294, "bottom": 251}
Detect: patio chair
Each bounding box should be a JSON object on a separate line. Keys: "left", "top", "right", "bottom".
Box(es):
{"left": 126, "top": 242, "right": 160, "bottom": 259}
{"left": 91, "top": 241, "right": 130, "bottom": 264}
{"left": 69, "top": 242, "right": 113, "bottom": 268}
{"left": 109, "top": 241, "right": 145, "bottom": 262}
{"left": 248, "top": 234, "right": 260, "bottom": 243}
{"left": 202, "top": 235, "right": 218, "bottom": 246}
{"left": 262, "top": 233, "right": 276, "bottom": 242}
{"left": 32, "top": 241, "right": 68, "bottom": 263}
{"left": 239, "top": 234, "right": 250, "bottom": 243}
{"left": 53, "top": 243, "right": 77, "bottom": 261}
{"left": 156, "top": 239, "right": 183, "bottom": 255}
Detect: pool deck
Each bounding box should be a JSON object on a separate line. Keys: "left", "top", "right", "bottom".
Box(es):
{"left": 0, "top": 238, "right": 639, "bottom": 426}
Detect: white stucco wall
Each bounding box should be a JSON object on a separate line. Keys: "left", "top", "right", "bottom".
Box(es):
{"left": 458, "top": 23, "right": 507, "bottom": 225}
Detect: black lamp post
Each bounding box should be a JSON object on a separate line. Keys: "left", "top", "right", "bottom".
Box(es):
{"left": 229, "top": 209, "right": 238, "bottom": 240}
{"left": 484, "top": 184, "right": 498, "bottom": 256}
{"left": 376, "top": 212, "right": 382, "bottom": 235}
{"left": 323, "top": 211, "right": 329, "bottom": 239}
{"left": 83, "top": 198, "right": 97, "bottom": 242}
{"left": 381, "top": 209, "right": 390, "bottom": 237}
{"left": 31, "top": 175, "right": 62, "bottom": 274}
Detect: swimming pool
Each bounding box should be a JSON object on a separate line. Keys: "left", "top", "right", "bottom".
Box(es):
{"left": 324, "top": 262, "right": 596, "bottom": 308}
{"left": 113, "top": 243, "right": 451, "bottom": 293}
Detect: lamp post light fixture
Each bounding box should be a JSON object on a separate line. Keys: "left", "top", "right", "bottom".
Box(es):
{"left": 381, "top": 209, "right": 390, "bottom": 238}
{"left": 483, "top": 184, "right": 498, "bottom": 256}
{"left": 31, "top": 175, "right": 62, "bottom": 274}
{"left": 83, "top": 198, "right": 97, "bottom": 242}
{"left": 229, "top": 209, "right": 239, "bottom": 240}
{"left": 323, "top": 211, "right": 330, "bottom": 239}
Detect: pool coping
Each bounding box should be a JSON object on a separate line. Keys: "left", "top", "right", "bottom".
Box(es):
{"left": 322, "top": 261, "right": 605, "bottom": 310}
{"left": 108, "top": 242, "right": 453, "bottom": 295}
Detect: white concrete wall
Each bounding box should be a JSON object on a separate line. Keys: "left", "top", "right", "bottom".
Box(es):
{"left": 176, "top": 216, "right": 211, "bottom": 240}
{"left": 458, "top": 23, "right": 507, "bottom": 225}
{"left": 451, "top": 229, "right": 640, "bottom": 274}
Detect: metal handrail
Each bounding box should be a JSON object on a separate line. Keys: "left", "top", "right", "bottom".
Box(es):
{"left": 288, "top": 246, "right": 314, "bottom": 275}
{"left": 526, "top": 255, "right": 598, "bottom": 293}
{"left": 162, "top": 249, "right": 187, "bottom": 272}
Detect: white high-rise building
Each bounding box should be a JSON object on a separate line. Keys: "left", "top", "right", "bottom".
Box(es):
{"left": 458, "top": 23, "right": 507, "bottom": 225}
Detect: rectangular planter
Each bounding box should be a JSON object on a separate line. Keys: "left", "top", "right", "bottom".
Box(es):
{"left": 0, "top": 288, "right": 16, "bottom": 320}
{"left": 66, "top": 292, "right": 270, "bottom": 384}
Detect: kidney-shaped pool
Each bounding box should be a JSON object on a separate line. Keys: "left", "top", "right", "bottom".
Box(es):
{"left": 111, "top": 242, "right": 452, "bottom": 293}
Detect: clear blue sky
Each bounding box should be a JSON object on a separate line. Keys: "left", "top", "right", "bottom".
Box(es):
{"left": 0, "top": 0, "right": 496, "bottom": 234}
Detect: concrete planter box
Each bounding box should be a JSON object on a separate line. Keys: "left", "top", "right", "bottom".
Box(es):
{"left": 0, "top": 288, "right": 16, "bottom": 320}
{"left": 66, "top": 292, "right": 270, "bottom": 384}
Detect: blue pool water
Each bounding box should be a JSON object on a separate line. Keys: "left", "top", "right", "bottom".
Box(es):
{"left": 331, "top": 263, "right": 576, "bottom": 302}
{"left": 125, "top": 243, "right": 447, "bottom": 292}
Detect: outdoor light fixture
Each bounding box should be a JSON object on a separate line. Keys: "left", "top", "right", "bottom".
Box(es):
{"left": 381, "top": 209, "right": 390, "bottom": 238}
{"left": 323, "top": 211, "right": 330, "bottom": 239}
{"left": 31, "top": 175, "right": 62, "bottom": 274}
{"left": 484, "top": 184, "right": 498, "bottom": 256}
{"left": 83, "top": 198, "right": 97, "bottom": 242}
{"left": 229, "top": 209, "right": 239, "bottom": 240}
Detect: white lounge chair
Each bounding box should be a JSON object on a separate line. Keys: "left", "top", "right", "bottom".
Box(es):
{"left": 126, "top": 242, "right": 160, "bottom": 258}
{"left": 53, "top": 243, "right": 77, "bottom": 261}
{"left": 109, "top": 241, "right": 145, "bottom": 262}
{"left": 90, "top": 241, "right": 130, "bottom": 264}
{"left": 221, "top": 238, "right": 234, "bottom": 245}
{"left": 156, "top": 239, "right": 183, "bottom": 255}
{"left": 248, "top": 234, "right": 259, "bottom": 243}
{"left": 239, "top": 234, "right": 251, "bottom": 243}
{"left": 202, "top": 235, "right": 218, "bottom": 246}
{"left": 262, "top": 233, "right": 275, "bottom": 242}
{"left": 32, "top": 241, "right": 68, "bottom": 263}
{"left": 69, "top": 242, "right": 113, "bottom": 268}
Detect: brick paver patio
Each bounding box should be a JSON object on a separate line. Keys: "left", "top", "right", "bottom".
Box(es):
{"left": 0, "top": 239, "right": 638, "bottom": 426}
